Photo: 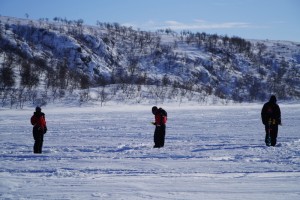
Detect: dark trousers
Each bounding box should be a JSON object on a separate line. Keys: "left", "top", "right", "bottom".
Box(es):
{"left": 265, "top": 125, "right": 278, "bottom": 146}
{"left": 154, "top": 124, "right": 166, "bottom": 148}
{"left": 33, "top": 128, "right": 44, "bottom": 153}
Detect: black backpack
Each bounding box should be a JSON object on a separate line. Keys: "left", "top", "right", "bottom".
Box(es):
{"left": 159, "top": 108, "right": 167, "bottom": 118}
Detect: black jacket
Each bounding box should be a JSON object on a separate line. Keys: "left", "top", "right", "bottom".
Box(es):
{"left": 261, "top": 97, "right": 281, "bottom": 125}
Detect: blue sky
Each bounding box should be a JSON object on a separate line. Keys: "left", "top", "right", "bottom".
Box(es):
{"left": 0, "top": 0, "right": 299, "bottom": 42}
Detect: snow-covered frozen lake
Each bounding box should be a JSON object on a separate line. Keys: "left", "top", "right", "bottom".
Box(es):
{"left": 1, "top": 104, "right": 299, "bottom": 199}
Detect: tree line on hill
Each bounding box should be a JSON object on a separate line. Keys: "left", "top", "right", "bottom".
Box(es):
{"left": 0, "top": 16, "right": 299, "bottom": 108}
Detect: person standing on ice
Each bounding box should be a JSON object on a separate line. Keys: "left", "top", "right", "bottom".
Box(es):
{"left": 151, "top": 106, "right": 167, "bottom": 148}
{"left": 31, "top": 106, "right": 47, "bottom": 153}
{"left": 261, "top": 95, "right": 281, "bottom": 146}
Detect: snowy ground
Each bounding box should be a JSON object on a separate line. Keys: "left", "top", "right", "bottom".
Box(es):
{"left": 1, "top": 103, "right": 300, "bottom": 200}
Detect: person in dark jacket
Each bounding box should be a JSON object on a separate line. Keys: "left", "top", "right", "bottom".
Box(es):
{"left": 151, "top": 106, "right": 167, "bottom": 148}
{"left": 31, "top": 107, "right": 47, "bottom": 153}
{"left": 261, "top": 95, "right": 281, "bottom": 146}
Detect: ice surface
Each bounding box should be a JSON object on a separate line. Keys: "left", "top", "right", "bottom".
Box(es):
{"left": 1, "top": 104, "right": 299, "bottom": 199}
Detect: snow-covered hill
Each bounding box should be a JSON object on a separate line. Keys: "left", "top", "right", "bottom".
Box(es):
{"left": 0, "top": 16, "right": 300, "bottom": 107}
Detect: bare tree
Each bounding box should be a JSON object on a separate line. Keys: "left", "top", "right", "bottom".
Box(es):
{"left": 0, "top": 65, "right": 15, "bottom": 90}
{"left": 97, "top": 86, "right": 110, "bottom": 106}
{"left": 20, "top": 61, "right": 39, "bottom": 90}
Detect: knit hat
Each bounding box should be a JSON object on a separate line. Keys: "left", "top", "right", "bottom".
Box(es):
{"left": 36, "top": 106, "right": 41, "bottom": 112}
{"left": 152, "top": 106, "right": 158, "bottom": 115}
{"left": 269, "top": 95, "right": 277, "bottom": 103}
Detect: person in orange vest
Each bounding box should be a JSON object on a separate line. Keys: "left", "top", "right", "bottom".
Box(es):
{"left": 31, "top": 107, "right": 47, "bottom": 153}
{"left": 151, "top": 106, "right": 167, "bottom": 148}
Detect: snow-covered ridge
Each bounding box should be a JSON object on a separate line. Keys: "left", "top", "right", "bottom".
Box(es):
{"left": 0, "top": 16, "right": 300, "bottom": 107}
